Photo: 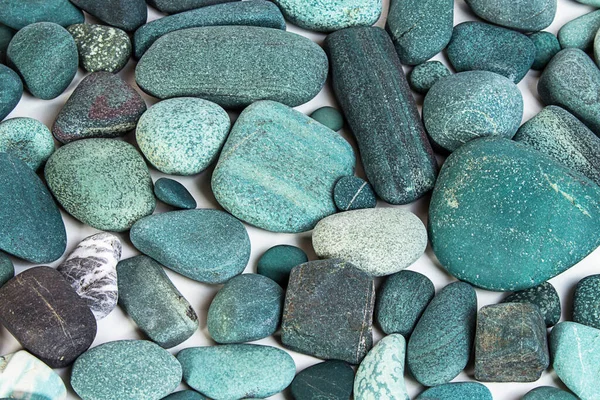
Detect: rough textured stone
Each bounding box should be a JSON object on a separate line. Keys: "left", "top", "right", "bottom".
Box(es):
{"left": 416, "top": 383, "right": 493, "bottom": 400}
{"left": 0, "top": 351, "right": 67, "bottom": 400}
{"left": 522, "top": 387, "right": 579, "bottom": 400}
{"left": 0, "top": 0, "right": 83, "bottom": 30}
{"left": 69, "top": 0, "right": 147, "bottom": 31}
{"left": 0, "top": 64, "right": 22, "bottom": 121}
{"left": 154, "top": 178, "right": 197, "bottom": 210}
{"left": 559, "top": 10, "right": 600, "bottom": 52}
{"left": 502, "top": 282, "right": 561, "bottom": 327}
{"left": 333, "top": 176, "right": 377, "bottom": 211}
{"left": 573, "top": 274, "right": 600, "bottom": 329}
{"left": 0, "top": 24, "right": 13, "bottom": 64}
{"left": 162, "top": 391, "right": 207, "bottom": 400}
{"left": 0, "top": 253, "right": 13, "bottom": 287}
{"left": 465, "top": 0, "right": 556, "bottom": 32}
{"left": 148, "top": 0, "right": 238, "bottom": 14}
{"left": 290, "top": 361, "right": 354, "bottom": 400}
{"left": 68, "top": 24, "right": 132, "bottom": 73}
{"left": 256, "top": 245, "right": 308, "bottom": 286}
{"left": 310, "top": 106, "right": 345, "bottom": 131}
{"left": 408, "top": 61, "right": 451, "bottom": 94}
{"left": 0, "top": 117, "right": 54, "bottom": 170}
{"left": 530, "top": 31, "right": 561, "bottom": 71}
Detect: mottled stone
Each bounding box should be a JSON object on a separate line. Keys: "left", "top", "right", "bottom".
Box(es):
{"left": 162, "top": 391, "right": 207, "bottom": 400}
{"left": 502, "top": 282, "right": 561, "bottom": 327}
{"left": 408, "top": 61, "right": 451, "bottom": 94}
{"left": 148, "top": 0, "right": 238, "bottom": 14}
{"left": 0, "top": 64, "right": 22, "bottom": 120}
{"left": 559, "top": 10, "right": 600, "bottom": 52}
{"left": 522, "top": 387, "right": 579, "bottom": 400}
{"left": 130, "top": 209, "right": 250, "bottom": 283}
{"left": 0, "top": 0, "right": 83, "bottom": 30}
{"left": 0, "top": 117, "right": 54, "bottom": 170}
{"left": 0, "top": 24, "right": 14, "bottom": 64}
{"left": 0, "top": 253, "right": 13, "bottom": 287}
{"left": 0, "top": 351, "right": 67, "bottom": 400}
{"left": 310, "top": 106, "right": 344, "bottom": 131}
{"left": 465, "top": 0, "right": 556, "bottom": 32}
{"left": 416, "top": 383, "right": 492, "bottom": 400}
{"left": 407, "top": 282, "right": 477, "bottom": 386}
{"left": 154, "top": 178, "right": 196, "bottom": 210}
{"left": 290, "top": 361, "right": 354, "bottom": 400}
{"left": 327, "top": 27, "right": 437, "bottom": 204}
{"left": 69, "top": 0, "right": 147, "bottom": 31}
{"left": 333, "top": 176, "right": 377, "bottom": 211}
{"left": 68, "top": 24, "right": 131, "bottom": 73}
{"left": 529, "top": 31, "right": 561, "bottom": 71}
{"left": 573, "top": 274, "right": 600, "bottom": 329}
{"left": 256, "top": 245, "right": 308, "bottom": 286}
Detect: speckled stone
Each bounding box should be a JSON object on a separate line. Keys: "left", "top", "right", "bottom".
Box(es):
{"left": 465, "top": 0, "right": 556, "bottom": 32}
{"left": 408, "top": 61, "right": 451, "bottom": 94}
{"left": 0, "top": 0, "right": 83, "bottom": 30}
{"left": 154, "top": 178, "right": 196, "bottom": 210}
{"left": 327, "top": 27, "right": 438, "bottom": 205}
{"left": 290, "top": 361, "right": 354, "bottom": 400}
{"left": 310, "top": 106, "right": 345, "bottom": 131}
{"left": 71, "top": 340, "right": 182, "bottom": 400}
{"left": 0, "top": 253, "right": 13, "bottom": 287}
{"left": 136, "top": 98, "right": 230, "bottom": 175}
{"left": 559, "top": 10, "right": 600, "bottom": 52}
{"left": 162, "top": 391, "right": 207, "bottom": 400}
{"left": 130, "top": 209, "right": 250, "bottom": 283}
{"left": 148, "top": 0, "right": 238, "bottom": 14}
{"left": 416, "top": 383, "right": 492, "bottom": 400}
{"left": 212, "top": 101, "right": 354, "bottom": 233}
{"left": 522, "top": 387, "right": 579, "bottom": 400}
{"left": 447, "top": 21, "right": 535, "bottom": 83}
{"left": 178, "top": 345, "right": 295, "bottom": 399}
{"left": 69, "top": 0, "right": 147, "bottom": 31}
{"left": 333, "top": 176, "right": 377, "bottom": 211}
{"left": 0, "top": 24, "right": 13, "bottom": 64}
{"left": 375, "top": 270, "right": 435, "bottom": 336}
{"left": 68, "top": 24, "right": 131, "bottom": 73}
{"left": 7, "top": 22, "right": 77, "bottom": 100}
{"left": 573, "top": 274, "right": 600, "bottom": 329}
{"left": 0, "top": 117, "right": 54, "bottom": 170}
{"left": 502, "top": 282, "right": 561, "bottom": 327}
{"left": 424, "top": 71, "right": 523, "bottom": 152}
{"left": 256, "top": 245, "right": 308, "bottom": 286}
{"left": 407, "top": 282, "right": 477, "bottom": 387}
{"left": 0, "top": 64, "right": 22, "bottom": 121}
{"left": 281, "top": 259, "right": 375, "bottom": 364}
{"left": 429, "top": 138, "right": 600, "bottom": 291}
{"left": 529, "top": 31, "right": 561, "bottom": 71}
{"left": 136, "top": 26, "right": 328, "bottom": 108}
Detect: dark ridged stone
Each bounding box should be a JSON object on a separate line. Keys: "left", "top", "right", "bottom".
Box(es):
{"left": 69, "top": 0, "right": 147, "bottom": 31}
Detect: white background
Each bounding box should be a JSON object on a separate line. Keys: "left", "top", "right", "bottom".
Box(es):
{"left": 3, "top": 0, "right": 600, "bottom": 398}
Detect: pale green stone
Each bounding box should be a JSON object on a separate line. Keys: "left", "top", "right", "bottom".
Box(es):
{"left": 0, "top": 117, "right": 53, "bottom": 170}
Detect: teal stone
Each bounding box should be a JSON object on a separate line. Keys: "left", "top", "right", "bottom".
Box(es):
{"left": 0, "top": 65, "right": 22, "bottom": 121}
{"left": 68, "top": 24, "right": 132, "bottom": 73}
{"left": 447, "top": 21, "right": 535, "bottom": 83}
{"left": 523, "top": 387, "right": 579, "bottom": 400}
{"left": 416, "top": 383, "right": 492, "bottom": 400}
{"left": 310, "top": 106, "right": 344, "bottom": 131}
{"left": 70, "top": 0, "right": 147, "bottom": 31}
{"left": 575, "top": 0, "right": 600, "bottom": 5}
{"left": 423, "top": 71, "right": 523, "bottom": 152}
{"left": 162, "top": 391, "right": 207, "bottom": 400}
{"left": 0, "top": 350, "right": 67, "bottom": 399}
{"left": 408, "top": 61, "right": 451, "bottom": 94}
{"left": 502, "top": 282, "right": 561, "bottom": 327}
{"left": 207, "top": 274, "right": 283, "bottom": 343}
{"left": 0, "top": 117, "right": 53, "bottom": 170}
{"left": 71, "top": 340, "right": 182, "bottom": 400}
{"left": 0, "top": 253, "right": 13, "bottom": 287}
{"left": 375, "top": 270, "right": 435, "bottom": 336}
{"left": 429, "top": 138, "right": 600, "bottom": 291}
{"left": 148, "top": 0, "right": 238, "bottom": 14}
{"left": 407, "top": 281, "right": 477, "bottom": 387}
{"left": 0, "top": 0, "right": 83, "bottom": 30}
{"left": 465, "top": 0, "right": 556, "bottom": 32}
{"left": 212, "top": 100, "right": 355, "bottom": 233}
{"left": 333, "top": 176, "right": 377, "bottom": 211}
{"left": 386, "top": 0, "right": 454, "bottom": 65}
{"left": 0, "top": 24, "right": 14, "bottom": 64}
{"left": 559, "top": 10, "right": 600, "bottom": 52}
{"left": 136, "top": 26, "right": 328, "bottom": 108}
{"left": 529, "top": 31, "right": 561, "bottom": 70}
{"left": 573, "top": 274, "right": 600, "bottom": 329}
{"left": 178, "top": 345, "right": 296, "bottom": 399}
{"left": 154, "top": 178, "right": 197, "bottom": 210}
{"left": 257, "top": 245, "right": 308, "bottom": 286}
{"left": 290, "top": 361, "right": 354, "bottom": 400}
{"left": 593, "top": 28, "right": 600, "bottom": 68}
{"left": 130, "top": 209, "right": 250, "bottom": 283}
{"left": 134, "top": 0, "right": 286, "bottom": 59}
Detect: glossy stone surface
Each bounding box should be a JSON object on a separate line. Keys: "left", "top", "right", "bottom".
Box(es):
{"left": 162, "top": 391, "right": 207, "bottom": 400}
{"left": 573, "top": 274, "right": 600, "bottom": 329}
{"left": 0, "top": 24, "right": 13, "bottom": 64}
{"left": 0, "top": 64, "right": 22, "bottom": 121}
{"left": 0, "top": 117, "right": 54, "bottom": 170}
{"left": 148, "top": 0, "right": 238, "bottom": 14}
{"left": 529, "top": 31, "right": 561, "bottom": 71}
{"left": 465, "top": 0, "right": 556, "bottom": 32}
{"left": 559, "top": 10, "right": 600, "bottom": 52}
{"left": 416, "top": 383, "right": 492, "bottom": 400}
{"left": 0, "top": 253, "right": 13, "bottom": 287}
{"left": 290, "top": 361, "right": 354, "bottom": 400}
{"left": 333, "top": 176, "right": 377, "bottom": 211}
{"left": 408, "top": 61, "right": 451, "bottom": 94}
{"left": 68, "top": 24, "right": 131, "bottom": 73}
{"left": 0, "top": 0, "right": 83, "bottom": 30}
{"left": 70, "top": 0, "right": 147, "bottom": 31}
{"left": 154, "top": 178, "right": 197, "bottom": 210}
{"left": 0, "top": 351, "right": 67, "bottom": 400}
{"left": 310, "top": 106, "right": 344, "bottom": 131}
{"left": 502, "top": 282, "right": 561, "bottom": 327}
{"left": 522, "top": 387, "right": 579, "bottom": 400}
{"left": 257, "top": 245, "right": 308, "bottom": 286}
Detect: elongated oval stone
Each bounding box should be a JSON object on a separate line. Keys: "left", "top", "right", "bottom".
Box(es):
{"left": 575, "top": 0, "right": 600, "bottom": 5}
{"left": 154, "top": 178, "right": 197, "bottom": 210}
{"left": 530, "top": 31, "right": 561, "bottom": 71}
{"left": 0, "top": 117, "right": 54, "bottom": 170}
{"left": 71, "top": 340, "right": 182, "bottom": 400}
{"left": 178, "top": 345, "right": 295, "bottom": 399}
{"left": 68, "top": 24, "right": 132, "bottom": 73}
{"left": 0, "top": 0, "right": 83, "bottom": 30}
{"left": 416, "top": 383, "right": 492, "bottom": 400}
{"left": 70, "top": 0, "right": 147, "bottom": 31}
{"left": 502, "top": 282, "right": 561, "bottom": 327}
{"left": 326, "top": 26, "right": 437, "bottom": 204}
{"left": 558, "top": 10, "right": 600, "bottom": 52}
{"left": 465, "top": 0, "right": 556, "bottom": 32}
{"left": 148, "top": 0, "right": 238, "bottom": 14}
{"left": 257, "top": 245, "right": 308, "bottom": 286}
{"left": 522, "top": 387, "right": 579, "bottom": 400}
{"left": 0, "top": 252, "right": 13, "bottom": 287}
{"left": 136, "top": 26, "right": 328, "bottom": 108}
{"left": 291, "top": 361, "right": 354, "bottom": 400}
{"left": 0, "top": 351, "right": 67, "bottom": 400}
{"left": 408, "top": 61, "right": 451, "bottom": 95}
{"left": 573, "top": 274, "right": 600, "bottom": 329}
{"left": 0, "top": 65, "right": 21, "bottom": 121}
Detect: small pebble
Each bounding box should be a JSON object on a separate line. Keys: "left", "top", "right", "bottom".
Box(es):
{"left": 290, "top": 360, "right": 354, "bottom": 400}
{"left": 0, "top": 0, "right": 83, "bottom": 30}
{"left": 416, "top": 382, "right": 492, "bottom": 400}
{"left": 69, "top": 0, "right": 147, "bottom": 31}
{"left": 522, "top": 386, "right": 579, "bottom": 400}
{"left": 0, "top": 252, "right": 13, "bottom": 287}
{"left": 333, "top": 176, "right": 377, "bottom": 211}
{"left": 529, "top": 31, "right": 561, "bottom": 70}
{"left": 502, "top": 281, "right": 561, "bottom": 327}
{"left": 0, "top": 64, "right": 22, "bottom": 121}
{"left": 573, "top": 274, "right": 600, "bottom": 329}
{"left": 0, "top": 117, "right": 54, "bottom": 170}
{"left": 162, "top": 391, "right": 207, "bottom": 400}
{"left": 0, "top": 24, "right": 14, "bottom": 64}
{"left": 558, "top": 10, "right": 600, "bottom": 52}
{"left": 465, "top": 0, "right": 556, "bottom": 32}
{"left": 147, "top": 0, "right": 238, "bottom": 14}
{"left": 154, "top": 178, "right": 196, "bottom": 210}
{"left": 68, "top": 23, "right": 132, "bottom": 73}
{"left": 256, "top": 244, "right": 308, "bottom": 286}
{"left": 408, "top": 61, "right": 451, "bottom": 94}
{"left": 310, "top": 106, "right": 344, "bottom": 131}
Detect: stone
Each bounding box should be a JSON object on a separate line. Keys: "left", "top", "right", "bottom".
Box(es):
{"left": 575, "top": 0, "right": 600, "bottom": 5}
{"left": 0, "top": 24, "right": 14, "bottom": 64}
{"left": 136, "top": 97, "right": 230, "bottom": 175}
{"left": 0, "top": 351, "right": 67, "bottom": 400}
{"left": 0, "top": 0, "right": 83, "bottom": 30}
{"left": 154, "top": 178, "right": 197, "bottom": 210}
{"left": 136, "top": 26, "right": 328, "bottom": 108}
{"left": 117, "top": 255, "right": 199, "bottom": 348}
{"left": 212, "top": 101, "right": 355, "bottom": 232}
{"left": 130, "top": 209, "right": 250, "bottom": 283}
{"left": 0, "top": 117, "right": 54, "bottom": 170}
{"left": 6, "top": 22, "right": 77, "bottom": 100}
{"left": 559, "top": 10, "right": 600, "bottom": 52}
{"left": 447, "top": 21, "right": 535, "bottom": 84}
{"left": 68, "top": 24, "right": 132, "bottom": 73}
{"left": 416, "top": 383, "right": 493, "bottom": 400}
{"left": 529, "top": 31, "right": 561, "bottom": 71}
{"left": 573, "top": 274, "right": 600, "bottom": 329}
{"left": 423, "top": 71, "right": 523, "bottom": 152}
{"left": 69, "top": 0, "right": 147, "bottom": 31}
{"left": 593, "top": 29, "right": 600, "bottom": 69}
{"left": 310, "top": 106, "right": 344, "bottom": 131}
{"left": 57, "top": 232, "right": 121, "bottom": 320}
{"left": 148, "top": 0, "right": 239, "bottom": 14}
{"left": 313, "top": 208, "right": 427, "bottom": 276}
{"left": 502, "top": 282, "right": 561, "bottom": 327}
{"left": 0, "top": 253, "right": 13, "bottom": 287}
{"left": 522, "top": 387, "right": 579, "bottom": 400}
{"left": 375, "top": 270, "right": 435, "bottom": 336}
{"left": 429, "top": 138, "right": 600, "bottom": 291}
{"left": 256, "top": 245, "right": 308, "bottom": 286}
{"left": 475, "top": 303, "right": 549, "bottom": 382}
{"left": 178, "top": 345, "right": 295, "bottom": 399}
{"left": 0, "top": 64, "right": 22, "bottom": 121}
{"left": 162, "top": 391, "right": 207, "bottom": 400}
{"left": 408, "top": 61, "right": 451, "bottom": 94}
{"left": 407, "top": 282, "right": 477, "bottom": 387}
{"left": 71, "top": 340, "right": 182, "bottom": 400}
{"left": 0, "top": 152, "right": 66, "bottom": 263}
{"left": 354, "top": 334, "right": 409, "bottom": 400}
{"left": 0, "top": 266, "right": 96, "bottom": 368}
{"left": 327, "top": 27, "right": 438, "bottom": 204}
{"left": 207, "top": 274, "right": 283, "bottom": 343}
{"left": 290, "top": 361, "right": 354, "bottom": 400}
{"left": 281, "top": 259, "right": 375, "bottom": 364}
{"left": 465, "top": 0, "right": 556, "bottom": 32}
{"left": 44, "top": 138, "right": 155, "bottom": 232}
{"left": 333, "top": 176, "right": 377, "bottom": 211}
{"left": 386, "top": 0, "right": 454, "bottom": 65}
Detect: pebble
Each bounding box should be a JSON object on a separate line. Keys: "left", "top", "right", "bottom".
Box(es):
{"left": 429, "top": 138, "right": 600, "bottom": 291}
{"left": 575, "top": 0, "right": 600, "bottom": 5}
{"left": 558, "top": 10, "right": 600, "bottom": 52}
{"left": 0, "top": 64, "right": 22, "bottom": 121}
{"left": 416, "top": 383, "right": 492, "bottom": 400}
{"left": 0, "top": 0, "right": 83, "bottom": 30}
{"left": 154, "top": 178, "right": 197, "bottom": 210}
{"left": 44, "top": 138, "right": 155, "bottom": 232}
{"left": 333, "top": 176, "right": 377, "bottom": 211}
{"left": 0, "top": 252, "right": 13, "bottom": 287}
{"left": 593, "top": 29, "right": 600, "bottom": 68}
{"left": 212, "top": 101, "right": 354, "bottom": 232}
{"left": 290, "top": 361, "right": 354, "bottom": 400}
{"left": 0, "top": 24, "right": 13, "bottom": 64}
{"left": 68, "top": 24, "right": 132, "bottom": 73}
{"left": 178, "top": 344, "right": 296, "bottom": 399}
{"left": 136, "top": 26, "right": 328, "bottom": 108}
{"left": 529, "top": 31, "right": 561, "bottom": 70}
{"left": 0, "top": 117, "right": 54, "bottom": 170}
{"left": 0, "top": 266, "right": 96, "bottom": 368}
{"left": 447, "top": 21, "right": 535, "bottom": 83}
{"left": 465, "top": 0, "right": 556, "bottom": 32}
{"left": 71, "top": 340, "right": 182, "bottom": 400}
{"left": 407, "top": 281, "right": 477, "bottom": 387}
{"left": 573, "top": 274, "right": 600, "bottom": 329}
{"left": 522, "top": 387, "right": 579, "bottom": 400}
{"left": 502, "top": 282, "right": 561, "bottom": 327}
{"left": 256, "top": 245, "right": 308, "bottom": 286}
{"left": 6, "top": 22, "right": 77, "bottom": 100}
{"left": 310, "top": 106, "right": 344, "bottom": 131}
{"left": 424, "top": 71, "right": 523, "bottom": 152}
{"left": 136, "top": 97, "right": 230, "bottom": 175}
{"left": 69, "top": 0, "right": 147, "bottom": 31}
{"left": 313, "top": 208, "right": 427, "bottom": 276}
{"left": 408, "top": 61, "right": 451, "bottom": 94}
{"left": 207, "top": 274, "right": 283, "bottom": 343}
{"left": 475, "top": 303, "right": 549, "bottom": 382}
{"left": 327, "top": 27, "right": 438, "bottom": 205}
{"left": 130, "top": 209, "right": 250, "bottom": 283}
{"left": 148, "top": 0, "right": 238, "bottom": 14}
{"left": 375, "top": 270, "right": 435, "bottom": 336}
{"left": 162, "top": 391, "right": 207, "bottom": 400}
{"left": 57, "top": 232, "right": 121, "bottom": 320}
{"left": 281, "top": 259, "right": 375, "bottom": 364}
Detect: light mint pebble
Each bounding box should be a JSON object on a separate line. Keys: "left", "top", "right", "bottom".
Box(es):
{"left": 0, "top": 117, "right": 53, "bottom": 170}
{"left": 408, "top": 61, "right": 451, "bottom": 94}
{"left": 558, "top": 10, "right": 600, "bottom": 52}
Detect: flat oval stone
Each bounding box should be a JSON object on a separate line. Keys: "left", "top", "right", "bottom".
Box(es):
{"left": 207, "top": 273, "right": 283, "bottom": 343}
{"left": 0, "top": 24, "right": 14, "bottom": 64}
{"left": 502, "top": 282, "right": 561, "bottom": 327}
{"left": 333, "top": 176, "right": 377, "bottom": 211}
{"left": 559, "top": 10, "right": 600, "bottom": 52}
{"left": 408, "top": 61, "right": 451, "bottom": 94}
{"left": 0, "top": 117, "right": 54, "bottom": 170}
{"left": 162, "top": 391, "right": 207, "bottom": 400}
{"left": 313, "top": 208, "right": 427, "bottom": 276}
{"left": 530, "top": 31, "right": 561, "bottom": 71}
{"left": 0, "top": 252, "right": 13, "bottom": 287}
{"left": 256, "top": 245, "right": 308, "bottom": 286}
{"left": 310, "top": 106, "right": 344, "bottom": 131}
{"left": 573, "top": 274, "right": 600, "bottom": 329}
{"left": 523, "top": 387, "right": 579, "bottom": 400}
{"left": 429, "top": 138, "right": 600, "bottom": 291}
{"left": 447, "top": 21, "right": 535, "bottom": 84}
{"left": 0, "top": 64, "right": 22, "bottom": 121}
{"left": 0, "top": 0, "right": 83, "bottom": 30}
{"left": 465, "top": 0, "right": 556, "bottom": 32}
{"left": 71, "top": 340, "right": 182, "bottom": 400}
{"left": 130, "top": 209, "right": 250, "bottom": 283}
{"left": 291, "top": 361, "right": 354, "bottom": 400}
{"left": 148, "top": 0, "right": 238, "bottom": 14}
{"left": 7, "top": 22, "right": 77, "bottom": 100}
{"left": 424, "top": 71, "right": 523, "bottom": 152}
{"left": 68, "top": 24, "right": 132, "bottom": 73}
{"left": 136, "top": 97, "right": 230, "bottom": 175}
{"left": 45, "top": 138, "right": 155, "bottom": 232}
{"left": 212, "top": 101, "right": 355, "bottom": 233}
{"left": 416, "top": 383, "right": 492, "bottom": 400}
{"left": 154, "top": 178, "right": 197, "bottom": 210}
{"left": 178, "top": 345, "right": 295, "bottom": 399}
{"left": 69, "top": 0, "right": 147, "bottom": 31}
{"left": 0, "top": 266, "right": 96, "bottom": 368}
{"left": 407, "top": 281, "right": 477, "bottom": 387}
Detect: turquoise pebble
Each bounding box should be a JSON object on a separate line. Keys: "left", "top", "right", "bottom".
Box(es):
{"left": 69, "top": 0, "right": 147, "bottom": 32}
{"left": 0, "top": 65, "right": 21, "bottom": 121}
{"left": 0, "top": 252, "right": 13, "bottom": 287}
{"left": 148, "top": 0, "right": 238, "bottom": 14}
{"left": 162, "top": 391, "right": 207, "bottom": 400}
{"left": 256, "top": 244, "right": 308, "bottom": 286}
{"left": 416, "top": 382, "right": 492, "bottom": 400}
{"left": 408, "top": 61, "right": 451, "bottom": 94}
{"left": 0, "top": 350, "right": 67, "bottom": 399}
{"left": 573, "top": 274, "right": 600, "bottom": 329}
{"left": 502, "top": 282, "right": 561, "bottom": 327}
{"left": 574, "top": 0, "right": 600, "bottom": 5}
{"left": 0, "top": 0, "right": 83, "bottom": 30}
{"left": 290, "top": 361, "right": 354, "bottom": 400}
{"left": 0, "top": 118, "right": 54, "bottom": 170}
{"left": 310, "top": 106, "right": 344, "bottom": 131}
{"left": 465, "top": 0, "right": 556, "bottom": 32}
{"left": 154, "top": 178, "right": 196, "bottom": 210}
{"left": 522, "top": 387, "right": 579, "bottom": 400}
{"left": 529, "top": 31, "right": 561, "bottom": 70}
{"left": 0, "top": 24, "right": 14, "bottom": 64}
{"left": 68, "top": 24, "right": 132, "bottom": 74}
{"left": 333, "top": 176, "right": 377, "bottom": 211}
{"left": 558, "top": 10, "right": 600, "bottom": 52}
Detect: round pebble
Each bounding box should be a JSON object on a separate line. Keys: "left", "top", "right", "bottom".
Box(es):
{"left": 68, "top": 23, "right": 132, "bottom": 73}
{"left": 257, "top": 244, "right": 308, "bottom": 286}
{"left": 333, "top": 176, "right": 377, "bottom": 211}
{"left": 0, "top": 64, "right": 22, "bottom": 121}
{"left": 573, "top": 274, "right": 600, "bottom": 329}
{"left": 529, "top": 31, "right": 561, "bottom": 71}
{"left": 408, "top": 61, "right": 451, "bottom": 94}
{"left": 154, "top": 178, "right": 196, "bottom": 210}
{"left": 310, "top": 106, "right": 344, "bottom": 131}
{"left": 0, "top": 117, "right": 54, "bottom": 170}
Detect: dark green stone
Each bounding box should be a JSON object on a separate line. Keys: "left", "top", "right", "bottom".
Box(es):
{"left": 416, "top": 382, "right": 492, "bottom": 400}
{"left": 529, "top": 31, "right": 560, "bottom": 71}
{"left": 310, "top": 106, "right": 344, "bottom": 131}
{"left": 573, "top": 274, "right": 600, "bottom": 329}
{"left": 154, "top": 178, "right": 196, "bottom": 210}
{"left": 68, "top": 24, "right": 132, "bottom": 73}
{"left": 70, "top": 0, "right": 147, "bottom": 31}
{"left": 0, "top": 24, "right": 14, "bottom": 64}
{"left": 162, "top": 391, "right": 206, "bottom": 400}
{"left": 256, "top": 244, "right": 308, "bottom": 286}
{"left": 522, "top": 387, "right": 578, "bottom": 400}
{"left": 502, "top": 282, "right": 561, "bottom": 327}
{"left": 333, "top": 176, "right": 377, "bottom": 211}
{"left": 408, "top": 61, "right": 451, "bottom": 94}
{"left": 465, "top": 0, "right": 556, "bottom": 32}
{"left": 291, "top": 361, "right": 354, "bottom": 400}
{"left": 147, "top": 0, "right": 238, "bottom": 14}
{"left": 0, "top": 0, "right": 83, "bottom": 30}
{"left": 0, "top": 252, "right": 14, "bottom": 287}
{"left": 558, "top": 10, "right": 600, "bottom": 52}
{"left": 0, "top": 64, "right": 21, "bottom": 121}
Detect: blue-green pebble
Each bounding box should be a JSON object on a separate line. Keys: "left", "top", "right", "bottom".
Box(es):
{"left": 522, "top": 387, "right": 579, "bottom": 400}
{"left": 573, "top": 274, "right": 600, "bottom": 329}
{"left": 290, "top": 361, "right": 354, "bottom": 400}
{"left": 408, "top": 61, "right": 451, "bottom": 94}
{"left": 574, "top": 0, "right": 600, "bottom": 5}
{"left": 310, "top": 106, "right": 344, "bottom": 131}
{"left": 0, "top": 24, "right": 14, "bottom": 64}
{"left": 529, "top": 31, "right": 561, "bottom": 70}
{"left": 559, "top": 10, "right": 600, "bottom": 52}
{"left": 0, "top": 252, "right": 13, "bottom": 287}
{"left": 256, "top": 244, "right": 308, "bottom": 286}
{"left": 0, "top": 118, "right": 54, "bottom": 170}
{"left": 502, "top": 281, "right": 561, "bottom": 327}
{"left": 162, "top": 391, "right": 207, "bottom": 400}
{"left": 0, "top": 0, "right": 83, "bottom": 30}
{"left": 416, "top": 382, "right": 492, "bottom": 400}
{"left": 333, "top": 176, "right": 377, "bottom": 211}
{"left": 154, "top": 178, "right": 196, "bottom": 210}
{"left": 0, "top": 65, "right": 21, "bottom": 121}
{"left": 465, "top": 0, "right": 556, "bottom": 32}
{"left": 70, "top": 0, "right": 147, "bottom": 31}
{"left": 148, "top": 0, "right": 238, "bottom": 14}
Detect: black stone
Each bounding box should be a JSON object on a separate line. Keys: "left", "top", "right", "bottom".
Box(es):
{"left": 291, "top": 360, "right": 354, "bottom": 400}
